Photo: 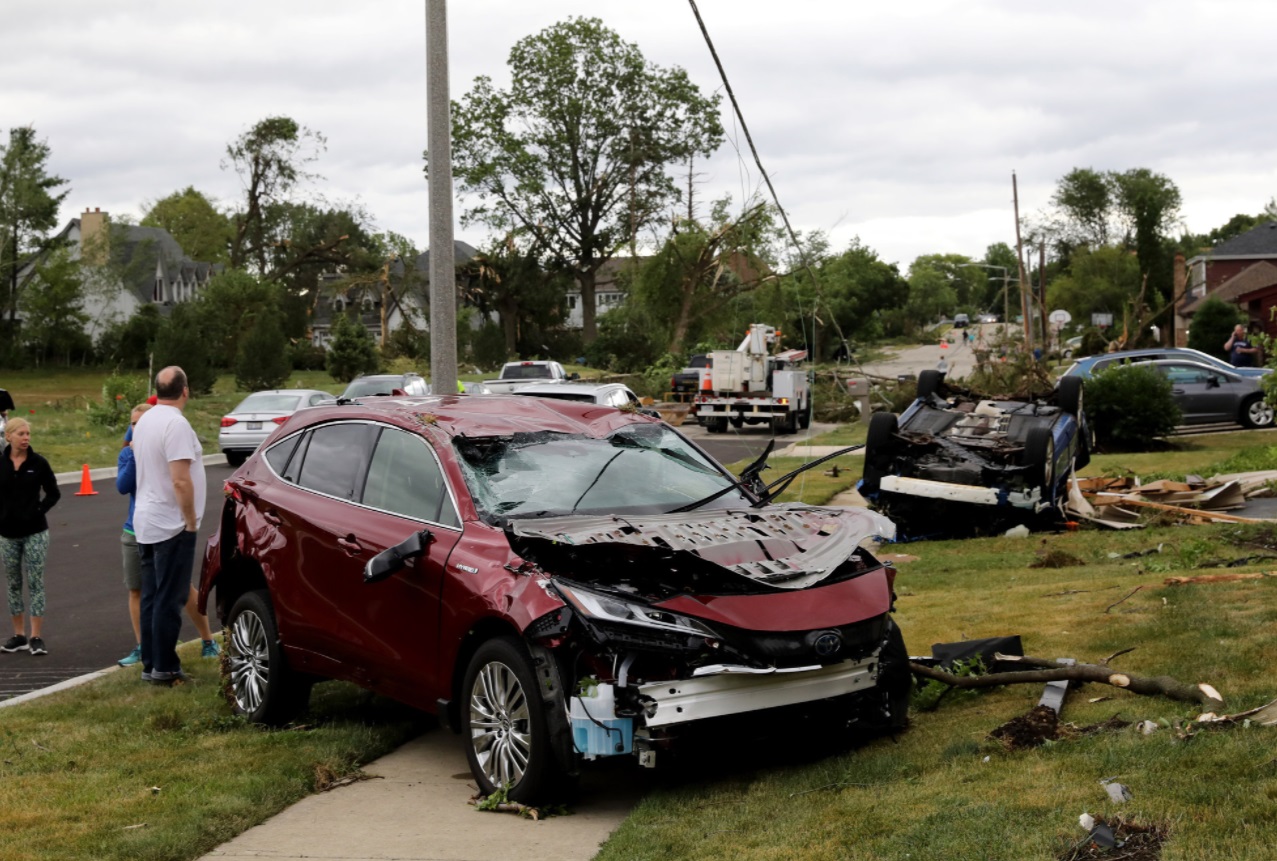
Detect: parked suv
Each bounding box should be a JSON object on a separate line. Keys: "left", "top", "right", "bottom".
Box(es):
{"left": 200, "top": 395, "right": 909, "bottom": 803}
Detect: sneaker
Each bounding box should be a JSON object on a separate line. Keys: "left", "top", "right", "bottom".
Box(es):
{"left": 1, "top": 635, "right": 29, "bottom": 653}
{"left": 140, "top": 670, "right": 152, "bottom": 682}
{"left": 28, "top": 637, "right": 47, "bottom": 656}
{"left": 118, "top": 645, "right": 142, "bottom": 667}
{"left": 201, "top": 639, "right": 221, "bottom": 659}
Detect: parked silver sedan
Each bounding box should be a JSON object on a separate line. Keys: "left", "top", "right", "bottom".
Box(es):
{"left": 1146, "top": 360, "right": 1274, "bottom": 428}
{"left": 218, "top": 389, "right": 334, "bottom": 466}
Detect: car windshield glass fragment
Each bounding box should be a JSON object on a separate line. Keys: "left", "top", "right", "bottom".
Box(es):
{"left": 236, "top": 394, "right": 303, "bottom": 413}
{"left": 454, "top": 425, "right": 747, "bottom": 520}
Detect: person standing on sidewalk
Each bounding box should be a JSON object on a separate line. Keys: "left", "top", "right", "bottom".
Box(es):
{"left": 115, "top": 402, "right": 219, "bottom": 668}
{"left": 0, "top": 418, "right": 60, "bottom": 656}
{"left": 133, "top": 367, "right": 206, "bottom": 686}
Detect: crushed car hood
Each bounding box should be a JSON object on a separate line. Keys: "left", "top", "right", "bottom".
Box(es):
{"left": 506, "top": 505, "right": 895, "bottom": 599}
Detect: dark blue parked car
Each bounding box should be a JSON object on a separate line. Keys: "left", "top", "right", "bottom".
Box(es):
{"left": 1063, "top": 347, "right": 1270, "bottom": 380}
{"left": 859, "top": 371, "right": 1087, "bottom": 535}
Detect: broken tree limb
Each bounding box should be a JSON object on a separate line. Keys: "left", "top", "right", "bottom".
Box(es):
{"left": 909, "top": 657, "right": 1225, "bottom": 706}
{"left": 1088, "top": 496, "right": 1267, "bottom": 524}
{"left": 1164, "top": 571, "right": 1277, "bottom": 586}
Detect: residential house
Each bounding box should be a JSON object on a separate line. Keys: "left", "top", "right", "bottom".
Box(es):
{"left": 1179, "top": 221, "right": 1277, "bottom": 343}
{"left": 16, "top": 208, "right": 222, "bottom": 340}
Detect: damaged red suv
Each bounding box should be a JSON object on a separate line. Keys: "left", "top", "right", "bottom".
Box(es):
{"left": 199, "top": 393, "right": 909, "bottom": 802}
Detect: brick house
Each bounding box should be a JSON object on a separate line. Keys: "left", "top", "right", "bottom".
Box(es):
{"left": 1179, "top": 221, "right": 1277, "bottom": 343}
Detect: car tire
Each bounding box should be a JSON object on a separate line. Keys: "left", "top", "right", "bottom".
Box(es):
{"left": 798, "top": 401, "right": 812, "bottom": 430}
{"left": 1241, "top": 395, "right": 1274, "bottom": 429}
{"left": 729, "top": 414, "right": 744, "bottom": 429}
{"left": 706, "top": 417, "right": 728, "bottom": 434}
{"left": 1057, "top": 376, "right": 1084, "bottom": 416}
{"left": 225, "top": 589, "right": 312, "bottom": 726}
{"left": 872, "top": 621, "right": 912, "bottom": 733}
{"left": 1021, "top": 426, "right": 1055, "bottom": 494}
{"left": 861, "top": 412, "right": 899, "bottom": 494}
{"left": 224, "top": 450, "right": 248, "bottom": 468}
{"left": 916, "top": 370, "right": 944, "bottom": 399}
{"left": 463, "top": 636, "right": 570, "bottom": 804}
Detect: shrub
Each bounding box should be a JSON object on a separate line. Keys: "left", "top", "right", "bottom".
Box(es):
{"left": 1086, "top": 363, "right": 1181, "bottom": 448}
{"left": 1187, "top": 296, "right": 1243, "bottom": 361}
{"left": 86, "top": 373, "right": 149, "bottom": 430}
{"left": 325, "top": 312, "right": 381, "bottom": 382}
{"left": 288, "top": 341, "right": 328, "bottom": 371}
{"left": 235, "top": 307, "right": 290, "bottom": 391}
{"left": 471, "top": 321, "right": 508, "bottom": 369}
{"left": 152, "top": 304, "right": 217, "bottom": 395}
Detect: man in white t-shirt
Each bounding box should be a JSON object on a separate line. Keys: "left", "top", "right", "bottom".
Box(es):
{"left": 132, "top": 366, "right": 206, "bottom": 685}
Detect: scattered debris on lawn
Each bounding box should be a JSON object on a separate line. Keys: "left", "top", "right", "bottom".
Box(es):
{"left": 1061, "top": 815, "right": 1168, "bottom": 861}
{"left": 470, "top": 788, "right": 571, "bottom": 820}
{"left": 1099, "top": 777, "right": 1132, "bottom": 804}
{"left": 990, "top": 704, "right": 1060, "bottom": 750}
{"left": 313, "top": 764, "right": 381, "bottom": 793}
{"left": 1194, "top": 695, "right": 1277, "bottom": 727}
{"left": 1068, "top": 472, "right": 1277, "bottom": 528}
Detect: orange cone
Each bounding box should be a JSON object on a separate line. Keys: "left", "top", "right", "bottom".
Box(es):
{"left": 74, "top": 464, "right": 98, "bottom": 496}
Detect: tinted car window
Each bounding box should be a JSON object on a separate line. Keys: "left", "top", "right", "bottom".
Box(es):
{"left": 296, "top": 423, "right": 376, "bottom": 500}
{"left": 264, "top": 434, "right": 303, "bottom": 478}
{"left": 236, "top": 393, "right": 303, "bottom": 412}
{"left": 362, "top": 426, "right": 459, "bottom": 527}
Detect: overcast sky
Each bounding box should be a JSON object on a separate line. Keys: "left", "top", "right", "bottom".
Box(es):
{"left": 6, "top": 1, "right": 1277, "bottom": 271}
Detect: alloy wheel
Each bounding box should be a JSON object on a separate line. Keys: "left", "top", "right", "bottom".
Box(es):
{"left": 229, "top": 609, "right": 271, "bottom": 715}
{"left": 468, "top": 660, "right": 533, "bottom": 789}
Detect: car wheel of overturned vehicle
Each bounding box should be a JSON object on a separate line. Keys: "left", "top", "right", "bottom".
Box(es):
{"left": 1021, "top": 426, "right": 1055, "bottom": 494}
{"left": 464, "top": 636, "right": 566, "bottom": 803}
{"left": 225, "top": 590, "right": 312, "bottom": 725}
{"left": 916, "top": 369, "right": 944, "bottom": 399}
{"left": 1242, "top": 394, "right": 1274, "bottom": 429}
{"left": 861, "top": 412, "right": 899, "bottom": 494}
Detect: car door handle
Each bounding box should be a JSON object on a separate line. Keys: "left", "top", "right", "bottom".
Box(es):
{"left": 338, "top": 535, "right": 365, "bottom": 556}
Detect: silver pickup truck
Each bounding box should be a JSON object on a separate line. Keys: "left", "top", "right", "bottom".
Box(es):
{"left": 482, "top": 360, "right": 578, "bottom": 394}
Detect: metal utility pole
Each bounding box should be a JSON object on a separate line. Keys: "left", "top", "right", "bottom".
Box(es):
{"left": 1012, "top": 171, "right": 1032, "bottom": 353}
{"left": 426, "top": 0, "right": 457, "bottom": 395}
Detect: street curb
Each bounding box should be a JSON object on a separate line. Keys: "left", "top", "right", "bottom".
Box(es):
{"left": 54, "top": 453, "right": 229, "bottom": 487}
{"left": 0, "top": 667, "right": 118, "bottom": 709}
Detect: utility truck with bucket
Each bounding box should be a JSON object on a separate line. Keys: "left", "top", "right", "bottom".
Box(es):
{"left": 696, "top": 324, "right": 811, "bottom": 434}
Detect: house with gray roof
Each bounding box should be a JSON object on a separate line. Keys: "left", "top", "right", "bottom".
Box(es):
{"left": 1179, "top": 221, "right": 1277, "bottom": 341}
{"left": 16, "top": 208, "right": 223, "bottom": 341}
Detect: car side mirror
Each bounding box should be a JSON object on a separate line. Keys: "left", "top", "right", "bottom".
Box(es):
{"left": 639, "top": 407, "right": 661, "bottom": 419}
{"left": 364, "top": 529, "right": 434, "bottom": 584}
{"left": 1207, "top": 375, "right": 1221, "bottom": 388}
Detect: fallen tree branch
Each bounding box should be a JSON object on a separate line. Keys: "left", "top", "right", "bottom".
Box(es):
{"left": 909, "top": 657, "right": 1225, "bottom": 706}
{"left": 1164, "top": 571, "right": 1277, "bottom": 586}
{"left": 1105, "top": 585, "right": 1144, "bottom": 613}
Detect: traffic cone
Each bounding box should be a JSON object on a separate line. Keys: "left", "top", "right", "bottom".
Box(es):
{"left": 940, "top": 340, "right": 948, "bottom": 350}
{"left": 74, "top": 464, "right": 98, "bottom": 496}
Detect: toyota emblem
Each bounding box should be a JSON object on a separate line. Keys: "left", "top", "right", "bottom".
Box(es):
{"left": 813, "top": 632, "right": 842, "bottom": 657}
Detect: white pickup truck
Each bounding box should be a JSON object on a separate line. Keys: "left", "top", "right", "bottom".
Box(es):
{"left": 482, "top": 360, "right": 578, "bottom": 394}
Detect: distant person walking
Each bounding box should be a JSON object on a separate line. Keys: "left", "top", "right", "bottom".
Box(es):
{"left": 116, "top": 402, "right": 218, "bottom": 668}
{"left": 0, "top": 418, "right": 60, "bottom": 656}
{"left": 133, "top": 367, "right": 207, "bottom": 686}
{"left": 1225, "top": 324, "right": 1260, "bottom": 367}
{"left": 0, "top": 387, "right": 14, "bottom": 430}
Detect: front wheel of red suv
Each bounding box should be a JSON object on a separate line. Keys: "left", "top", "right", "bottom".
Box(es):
{"left": 225, "top": 590, "right": 311, "bottom": 726}
{"left": 462, "top": 637, "right": 571, "bottom": 804}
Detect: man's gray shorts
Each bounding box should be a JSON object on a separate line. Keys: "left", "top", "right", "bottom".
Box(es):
{"left": 120, "top": 530, "right": 141, "bottom": 591}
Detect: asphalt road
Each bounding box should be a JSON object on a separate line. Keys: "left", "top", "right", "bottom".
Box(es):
{"left": 0, "top": 423, "right": 799, "bottom": 704}
{"left": 0, "top": 463, "right": 234, "bottom": 702}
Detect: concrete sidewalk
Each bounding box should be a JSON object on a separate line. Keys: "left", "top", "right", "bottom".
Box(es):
{"left": 199, "top": 727, "right": 642, "bottom": 861}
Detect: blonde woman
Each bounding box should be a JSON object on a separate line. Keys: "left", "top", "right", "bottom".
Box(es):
{"left": 0, "top": 418, "right": 61, "bottom": 655}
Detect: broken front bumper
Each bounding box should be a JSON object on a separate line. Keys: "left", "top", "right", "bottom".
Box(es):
{"left": 637, "top": 655, "right": 879, "bottom": 728}
{"left": 879, "top": 475, "right": 1044, "bottom": 511}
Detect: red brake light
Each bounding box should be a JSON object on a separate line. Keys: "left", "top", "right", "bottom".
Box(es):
{"left": 271, "top": 416, "right": 288, "bottom": 424}
{"left": 220, "top": 417, "right": 237, "bottom": 427}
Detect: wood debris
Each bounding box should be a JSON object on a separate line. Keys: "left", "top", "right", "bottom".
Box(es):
{"left": 1066, "top": 470, "right": 1277, "bottom": 528}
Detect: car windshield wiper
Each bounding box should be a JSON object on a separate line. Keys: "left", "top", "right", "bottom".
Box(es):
{"left": 664, "top": 440, "right": 773, "bottom": 515}
{"left": 750, "top": 444, "right": 865, "bottom": 507}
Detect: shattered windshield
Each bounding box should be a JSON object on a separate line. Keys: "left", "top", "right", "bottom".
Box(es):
{"left": 454, "top": 424, "right": 749, "bottom": 521}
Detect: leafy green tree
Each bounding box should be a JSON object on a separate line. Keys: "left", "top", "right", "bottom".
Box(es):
{"left": 0, "top": 126, "right": 70, "bottom": 349}
{"left": 904, "top": 258, "right": 959, "bottom": 330}
{"left": 1110, "top": 168, "right": 1181, "bottom": 305}
{"left": 140, "top": 186, "right": 232, "bottom": 264}
{"left": 325, "top": 310, "right": 380, "bottom": 382}
{"left": 1051, "top": 167, "right": 1115, "bottom": 249}
{"left": 153, "top": 303, "right": 217, "bottom": 395}
{"left": 223, "top": 116, "right": 326, "bottom": 273}
{"left": 1187, "top": 296, "right": 1244, "bottom": 361}
{"left": 235, "top": 306, "right": 290, "bottom": 391}
{"left": 193, "top": 269, "right": 281, "bottom": 367}
{"left": 447, "top": 17, "right": 724, "bottom": 341}
{"left": 459, "top": 237, "right": 571, "bottom": 358}
{"left": 20, "top": 248, "right": 89, "bottom": 365}
{"left": 1045, "top": 246, "right": 1141, "bottom": 324}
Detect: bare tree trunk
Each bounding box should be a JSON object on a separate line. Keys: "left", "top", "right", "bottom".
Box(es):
{"left": 579, "top": 269, "right": 597, "bottom": 342}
